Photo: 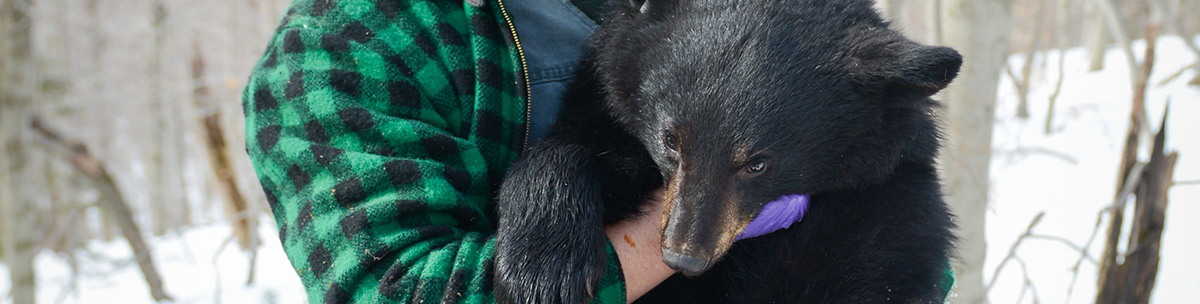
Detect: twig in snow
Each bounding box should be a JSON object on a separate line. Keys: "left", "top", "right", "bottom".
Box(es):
{"left": 1013, "top": 257, "right": 1041, "bottom": 304}
{"left": 1156, "top": 62, "right": 1198, "bottom": 86}
{"left": 1064, "top": 209, "right": 1108, "bottom": 304}
{"left": 985, "top": 212, "right": 1044, "bottom": 295}
{"left": 213, "top": 234, "right": 236, "bottom": 304}
{"left": 247, "top": 244, "right": 259, "bottom": 286}
{"left": 1027, "top": 234, "right": 1094, "bottom": 259}
{"left": 1014, "top": 265, "right": 1029, "bottom": 303}
{"left": 985, "top": 207, "right": 1110, "bottom": 302}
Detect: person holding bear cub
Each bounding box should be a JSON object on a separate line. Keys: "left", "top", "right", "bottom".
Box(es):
{"left": 243, "top": 0, "right": 956, "bottom": 303}
{"left": 244, "top": 0, "right": 690, "bottom": 302}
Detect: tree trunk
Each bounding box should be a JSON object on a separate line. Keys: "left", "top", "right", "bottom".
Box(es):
{"left": 1013, "top": 0, "right": 1049, "bottom": 119}
{"left": 192, "top": 47, "right": 257, "bottom": 251}
{"left": 927, "top": 0, "right": 943, "bottom": 45}
{"left": 1095, "top": 25, "right": 1172, "bottom": 304}
{"left": 1045, "top": 0, "right": 1069, "bottom": 134}
{"left": 30, "top": 118, "right": 174, "bottom": 302}
{"left": 148, "top": 0, "right": 186, "bottom": 236}
{"left": 1095, "top": 116, "right": 1176, "bottom": 304}
{"left": 876, "top": 0, "right": 908, "bottom": 28}
{"left": 1086, "top": 7, "right": 1109, "bottom": 71}
{"left": 1, "top": 0, "right": 40, "bottom": 303}
{"left": 938, "top": 0, "right": 1013, "bottom": 303}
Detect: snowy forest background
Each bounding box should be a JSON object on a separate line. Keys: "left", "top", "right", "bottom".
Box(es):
{"left": 0, "top": 0, "right": 1197, "bottom": 303}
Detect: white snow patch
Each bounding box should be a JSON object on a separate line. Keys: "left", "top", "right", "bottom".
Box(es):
{"left": 2, "top": 217, "right": 307, "bottom": 304}
{"left": 986, "top": 35, "right": 1199, "bottom": 304}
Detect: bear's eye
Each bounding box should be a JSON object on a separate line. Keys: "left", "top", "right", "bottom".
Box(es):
{"left": 746, "top": 159, "right": 766, "bottom": 174}
{"left": 664, "top": 132, "right": 678, "bottom": 152}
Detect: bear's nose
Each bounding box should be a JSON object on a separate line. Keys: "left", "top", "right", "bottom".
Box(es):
{"left": 662, "top": 250, "right": 711, "bottom": 275}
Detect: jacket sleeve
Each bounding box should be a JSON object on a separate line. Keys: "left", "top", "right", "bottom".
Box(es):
{"left": 242, "top": 0, "right": 626, "bottom": 303}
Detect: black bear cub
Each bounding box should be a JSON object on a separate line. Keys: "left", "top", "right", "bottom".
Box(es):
{"left": 495, "top": 0, "right": 961, "bottom": 303}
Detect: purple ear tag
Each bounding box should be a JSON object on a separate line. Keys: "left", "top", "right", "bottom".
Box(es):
{"left": 735, "top": 194, "right": 810, "bottom": 241}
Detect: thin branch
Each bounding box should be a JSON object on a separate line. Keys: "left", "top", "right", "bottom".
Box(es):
{"left": 1157, "top": 62, "right": 1198, "bottom": 86}
{"left": 986, "top": 212, "right": 1045, "bottom": 294}
{"left": 1154, "top": 0, "right": 1200, "bottom": 86}
{"left": 997, "top": 146, "right": 1080, "bottom": 164}
{"left": 1013, "top": 256, "right": 1041, "bottom": 304}
{"left": 1115, "top": 163, "right": 1148, "bottom": 212}
{"left": 246, "top": 244, "right": 259, "bottom": 285}
{"left": 988, "top": 163, "right": 1147, "bottom": 300}
{"left": 1027, "top": 234, "right": 1095, "bottom": 260}
{"left": 212, "top": 234, "right": 235, "bottom": 304}
{"left": 1064, "top": 209, "right": 1108, "bottom": 304}
{"left": 1015, "top": 270, "right": 1030, "bottom": 304}
{"left": 1174, "top": 180, "right": 1200, "bottom": 186}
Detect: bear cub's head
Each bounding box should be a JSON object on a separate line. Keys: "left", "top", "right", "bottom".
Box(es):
{"left": 593, "top": 0, "right": 961, "bottom": 275}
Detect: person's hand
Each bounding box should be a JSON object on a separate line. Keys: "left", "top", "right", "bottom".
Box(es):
{"left": 605, "top": 189, "right": 675, "bottom": 303}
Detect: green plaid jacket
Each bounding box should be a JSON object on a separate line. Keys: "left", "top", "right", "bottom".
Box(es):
{"left": 242, "top": 0, "right": 625, "bottom": 303}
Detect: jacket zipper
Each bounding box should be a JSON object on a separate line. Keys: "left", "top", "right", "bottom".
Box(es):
{"left": 494, "top": 0, "right": 533, "bottom": 151}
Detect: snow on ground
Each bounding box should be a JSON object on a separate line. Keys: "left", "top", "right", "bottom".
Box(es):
{"left": 2, "top": 37, "right": 1198, "bottom": 304}
{"left": 2, "top": 217, "right": 307, "bottom": 304}
{"left": 986, "top": 35, "right": 1199, "bottom": 303}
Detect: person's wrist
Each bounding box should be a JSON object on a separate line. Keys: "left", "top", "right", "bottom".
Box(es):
{"left": 605, "top": 189, "right": 676, "bottom": 303}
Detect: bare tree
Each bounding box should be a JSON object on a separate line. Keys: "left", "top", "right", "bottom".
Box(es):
{"left": 191, "top": 46, "right": 257, "bottom": 253}
{"left": 1085, "top": 5, "right": 1109, "bottom": 71}
{"left": 1096, "top": 111, "right": 1176, "bottom": 304}
{"left": 1007, "top": 0, "right": 1050, "bottom": 119}
{"left": 1045, "top": 0, "right": 1071, "bottom": 134}
{"left": 1, "top": 0, "right": 40, "bottom": 303}
{"left": 876, "top": 0, "right": 909, "bottom": 29}
{"left": 927, "top": 0, "right": 943, "bottom": 45}
{"left": 148, "top": 0, "right": 183, "bottom": 236}
{"left": 1094, "top": 21, "right": 1178, "bottom": 304}
{"left": 30, "top": 118, "right": 175, "bottom": 301}
{"left": 1156, "top": 0, "right": 1200, "bottom": 86}
{"left": 937, "top": 0, "right": 1014, "bottom": 303}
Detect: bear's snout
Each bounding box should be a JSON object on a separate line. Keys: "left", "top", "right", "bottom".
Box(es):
{"left": 662, "top": 250, "right": 711, "bottom": 276}
{"left": 659, "top": 173, "right": 744, "bottom": 276}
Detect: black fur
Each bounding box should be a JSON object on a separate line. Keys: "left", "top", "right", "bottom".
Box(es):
{"left": 495, "top": 0, "right": 960, "bottom": 303}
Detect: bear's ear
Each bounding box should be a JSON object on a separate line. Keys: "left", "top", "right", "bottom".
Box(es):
{"left": 848, "top": 35, "right": 963, "bottom": 100}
